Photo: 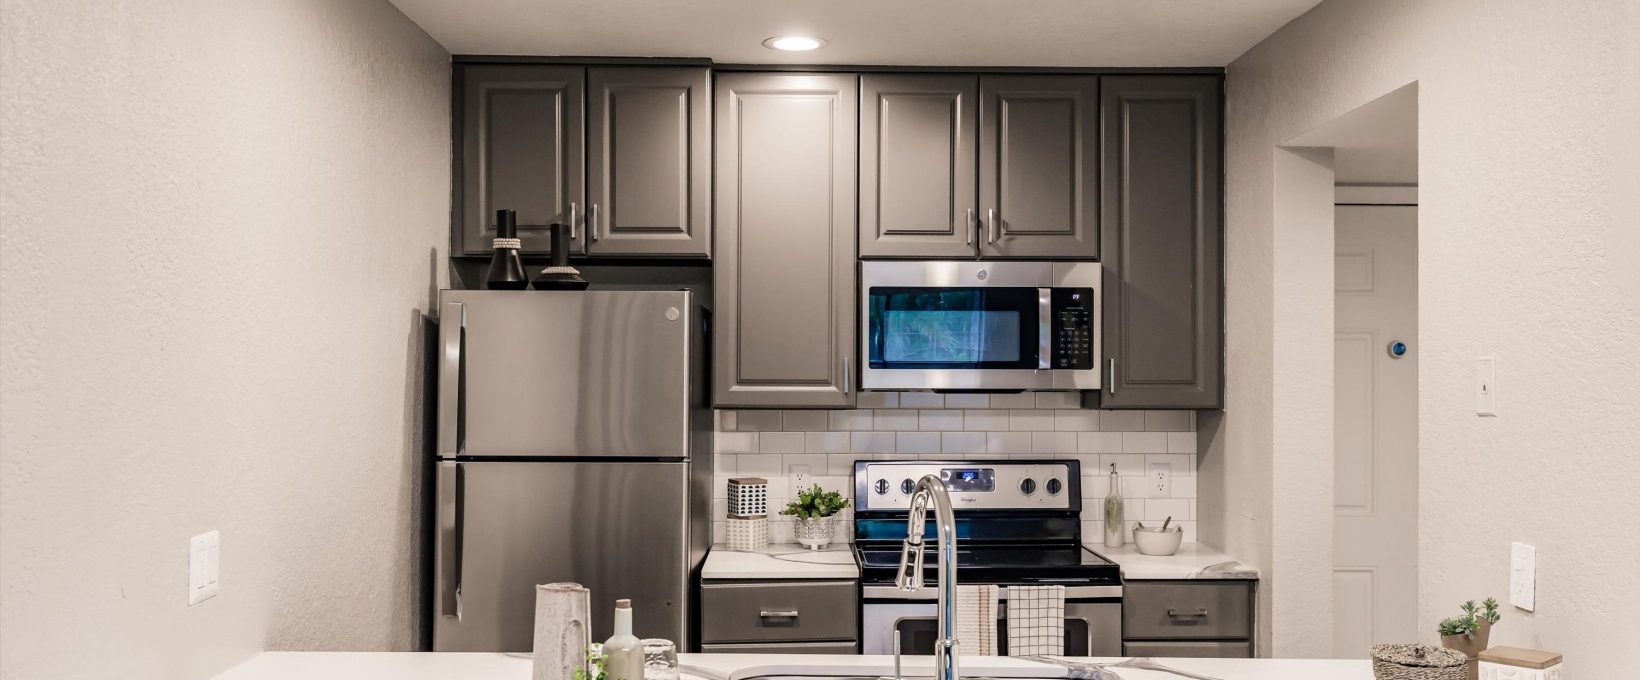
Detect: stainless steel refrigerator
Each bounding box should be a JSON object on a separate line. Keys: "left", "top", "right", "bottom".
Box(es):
{"left": 432, "top": 289, "right": 711, "bottom": 652}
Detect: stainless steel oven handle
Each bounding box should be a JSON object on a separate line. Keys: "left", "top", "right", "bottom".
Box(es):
{"left": 438, "top": 461, "right": 464, "bottom": 619}
{"left": 438, "top": 301, "right": 464, "bottom": 458}
{"left": 1038, "top": 288, "right": 1052, "bottom": 369}
{"left": 863, "top": 585, "right": 1122, "bottom": 599}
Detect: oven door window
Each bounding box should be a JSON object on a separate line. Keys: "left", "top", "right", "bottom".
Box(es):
{"left": 892, "top": 617, "right": 1090, "bottom": 656}
{"left": 867, "top": 287, "right": 1040, "bottom": 369}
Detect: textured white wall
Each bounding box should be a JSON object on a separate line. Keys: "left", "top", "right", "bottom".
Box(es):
{"left": 0, "top": 1, "right": 449, "bottom": 678}
{"left": 1209, "top": 0, "right": 1640, "bottom": 669}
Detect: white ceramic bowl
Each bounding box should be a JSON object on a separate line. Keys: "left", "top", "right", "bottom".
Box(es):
{"left": 1133, "top": 527, "right": 1184, "bottom": 556}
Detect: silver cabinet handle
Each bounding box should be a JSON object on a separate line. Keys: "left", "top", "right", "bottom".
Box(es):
{"left": 590, "top": 203, "right": 601, "bottom": 242}
{"left": 568, "top": 201, "right": 578, "bottom": 240}
{"left": 987, "top": 208, "right": 998, "bottom": 244}
{"left": 965, "top": 208, "right": 975, "bottom": 246}
{"left": 438, "top": 302, "right": 465, "bottom": 458}
{"left": 1107, "top": 357, "right": 1117, "bottom": 395}
{"left": 842, "top": 357, "right": 851, "bottom": 395}
{"left": 759, "top": 610, "right": 800, "bottom": 618}
{"left": 438, "top": 462, "right": 465, "bottom": 619}
{"left": 1167, "top": 608, "right": 1208, "bottom": 618}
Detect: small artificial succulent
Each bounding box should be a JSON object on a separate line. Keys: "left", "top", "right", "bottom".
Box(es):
{"left": 1436, "top": 598, "right": 1502, "bottom": 639}
{"left": 572, "top": 643, "right": 605, "bottom": 680}
{"left": 780, "top": 484, "right": 850, "bottom": 519}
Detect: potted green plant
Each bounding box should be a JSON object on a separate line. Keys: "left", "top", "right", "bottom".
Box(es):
{"left": 1438, "top": 597, "right": 1501, "bottom": 677}
{"left": 782, "top": 484, "right": 850, "bottom": 550}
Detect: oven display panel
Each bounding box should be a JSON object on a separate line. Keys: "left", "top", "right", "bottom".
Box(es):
{"left": 940, "top": 467, "right": 996, "bottom": 492}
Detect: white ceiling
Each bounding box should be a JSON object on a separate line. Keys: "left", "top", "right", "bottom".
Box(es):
{"left": 1288, "top": 82, "right": 1419, "bottom": 184}
{"left": 388, "top": 0, "right": 1324, "bottom": 67}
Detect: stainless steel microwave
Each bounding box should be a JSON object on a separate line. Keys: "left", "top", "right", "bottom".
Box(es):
{"left": 860, "top": 261, "right": 1101, "bottom": 391}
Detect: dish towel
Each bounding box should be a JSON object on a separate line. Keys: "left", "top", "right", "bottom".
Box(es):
{"left": 954, "top": 584, "right": 999, "bottom": 657}
{"left": 1007, "top": 585, "right": 1066, "bottom": 656}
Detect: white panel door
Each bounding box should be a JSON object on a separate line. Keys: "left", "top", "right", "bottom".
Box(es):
{"left": 1333, "top": 204, "right": 1418, "bottom": 657}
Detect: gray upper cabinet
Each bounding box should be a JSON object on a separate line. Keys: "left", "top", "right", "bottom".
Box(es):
{"left": 587, "top": 67, "right": 711, "bottom": 257}
{"left": 1097, "top": 76, "right": 1222, "bottom": 409}
{"left": 978, "top": 75, "right": 1100, "bottom": 259}
{"left": 713, "top": 73, "right": 858, "bottom": 408}
{"left": 457, "top": 65, "right": 585, "bottom": 256}
{"left": 859, "top": 75, "right": 979, "bottom": 258}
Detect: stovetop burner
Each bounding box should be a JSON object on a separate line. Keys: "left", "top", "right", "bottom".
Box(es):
{"left": 854, "top": 543, "right": 1121, "bottom": 586}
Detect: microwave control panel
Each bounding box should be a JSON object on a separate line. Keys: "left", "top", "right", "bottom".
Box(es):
{"left": 1051, "top": 288, "right": 1096, "bottom": 369}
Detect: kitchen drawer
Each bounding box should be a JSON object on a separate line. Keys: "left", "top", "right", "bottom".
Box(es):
{"left": 700, "top": 641, "right": 860, "bottom": 654}
{"left": 700, "top": 580, "right": 858, "bottom": 643}
{"left": 1123, "top": 641, "right": 1252, "bottom": 658}
{"left": 1122, "top": 581, "right": 1253, "bottom": 640}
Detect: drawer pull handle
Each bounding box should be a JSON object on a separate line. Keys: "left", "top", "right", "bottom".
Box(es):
{"left": 1167, "top": 608, "right": 1209, "bottom": 618}
{"left": 759, "top": 609, "right": 800, "bottom": 618}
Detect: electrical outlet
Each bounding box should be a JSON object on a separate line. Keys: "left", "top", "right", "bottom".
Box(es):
{"left": 1475, "top": 356, "right": 1497, "bottom": 416}
{"left": 1148, "top": 462, "right": 1172, "bottom": 497}
{"left": 188, "top": 530, "right": 220, "bottom": 606}
{"left": 789, "top": 465, "right": 810, "bottom": 493}
{"left": 1510, "top": 542, "right": 1536, "bottom": 611}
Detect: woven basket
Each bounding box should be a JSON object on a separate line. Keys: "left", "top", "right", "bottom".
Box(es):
{"left": 1371, "top": 644, "right": 1469, "bottom": 680}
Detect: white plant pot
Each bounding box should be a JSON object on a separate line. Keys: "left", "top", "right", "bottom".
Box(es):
{"left": 793, "top": 516, "right": 834, "bottom": 550}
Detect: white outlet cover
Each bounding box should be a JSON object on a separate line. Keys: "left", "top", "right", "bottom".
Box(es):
{"left": 1148, "top": 462, "right": 1172, "bottom": 497}
{"left": 1475, "top": 356, "right": 1498, "bottom": 416}
{"left": 189, "top": 530, "right": 220, "bottom": 606}
{"left": 789, "top": 465, "right": 810, "bottom": 491}
{"left": 1510, "top": 541, "right": 1535, "bottom": 611}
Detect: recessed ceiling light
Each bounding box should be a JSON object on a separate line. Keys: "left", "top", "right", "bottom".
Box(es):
{"left": 763, "top": 36, "right": 826, "bottom": 52}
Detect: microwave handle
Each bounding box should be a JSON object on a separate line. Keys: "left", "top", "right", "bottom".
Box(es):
{"left": 1038, "top": 288, "right": 1051, "bottom": 369}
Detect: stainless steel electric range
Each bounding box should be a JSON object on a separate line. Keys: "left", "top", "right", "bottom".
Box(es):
{"left": 852, "top": 459, "right": 1123, "bottom": 657}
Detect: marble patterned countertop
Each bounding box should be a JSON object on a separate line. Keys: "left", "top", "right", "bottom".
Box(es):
{"left": 1091, "top": 543, "right": 1260, "bottom": 580}
{"left": 701, "top": 543, "right": 860, "bottom": 580}
{"left": 214, "top": 652, "right": 1369, "bottom": 680}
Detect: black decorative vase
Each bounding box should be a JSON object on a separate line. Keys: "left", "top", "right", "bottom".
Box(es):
{"left": 484, "top": 209, "right": 529, "bottom": 290}
{"left": 530, "top": 223, "right": 588, "bottom": 290}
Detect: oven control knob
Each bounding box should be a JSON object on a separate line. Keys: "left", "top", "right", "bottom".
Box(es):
{"left": 900, "top": 479, "right": 916, "bottom": 495}
{"left": 874, "top": 479, "right": 890, "bottom": 495}
{"left": 1019, "top": 478, "right": 1037, "bottom": 496}
{"left": 1045, "top": 478, "right": 1064, "bottom": 496}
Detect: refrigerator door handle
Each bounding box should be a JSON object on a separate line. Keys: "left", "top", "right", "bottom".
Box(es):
{"left": 438, "top": 301, "right": 465, "bottom": 457}
{"left": 438, "top": 461, "right": 464, "bottom": 619}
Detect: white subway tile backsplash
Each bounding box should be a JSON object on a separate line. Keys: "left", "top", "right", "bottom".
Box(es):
{"left": 943, "top": 393, "right": 990, "bottom": 409}
{"left": 712, "top": 394, "right": 1196, "bottom": 542}
{"left": 899, "top": 392, "right": 945, "bottom": 408}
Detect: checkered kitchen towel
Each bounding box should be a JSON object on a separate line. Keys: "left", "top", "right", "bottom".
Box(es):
{"left": 1006, "top": 585, "right": 1065, "bottom": 656}
{"left": 955, "top": 584, "right": 999, "bottom": 656}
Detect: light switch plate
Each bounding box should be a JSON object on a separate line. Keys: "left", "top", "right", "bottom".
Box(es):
{"left": 1510, "top": 541, "right": 1535, "bottom": 611}
{"left": 1475, "top": 356, "right": 1497, "bottom": 416}
{"left": 189, "top": 530, "right": 220, "bottom": 606}
{"left": 1148, "top": 462, "right": 1172, "bottom": 497}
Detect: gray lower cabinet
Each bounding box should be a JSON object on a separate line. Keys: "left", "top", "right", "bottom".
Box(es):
{"left": 1122, "top": 581, "right": 1255, "bottom": 658}
{"left": 859, "top": 75, "right": 980, "bottom": 258}
{"left": 456, "top": 65, "right": 586, "bottom": 257}
{"left": 586, "top": 67, "right": 711, "bottom": 257}
{"left": 699, "top": 580, "right": 859, "bottom": 652}
{"left": 978, "top": 75, "right": 1101, "bottom": 259}
{"left": 713, "top": 72, "right": 858, "bottom": 408}
{"left": 1094, "top": 75, "right": 1223, "bottom": 409}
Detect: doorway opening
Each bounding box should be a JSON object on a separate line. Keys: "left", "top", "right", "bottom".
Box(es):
{"left": 1268, "top": 82, "right": 1419, "bottom": 658}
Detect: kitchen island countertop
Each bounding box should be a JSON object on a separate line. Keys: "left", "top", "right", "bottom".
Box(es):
{"left": 214, "top": 652, "right": 1369, "bottom": 680}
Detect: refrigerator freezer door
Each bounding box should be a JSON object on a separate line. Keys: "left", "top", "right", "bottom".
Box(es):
{"left": 440, "top": 290, "right": 692, "bottom": 458}
{"left": 433, "top": 460, "right": 690, "bottom": 651}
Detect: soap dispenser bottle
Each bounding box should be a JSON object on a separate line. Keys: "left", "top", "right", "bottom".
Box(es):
{"left": 602, "top": 599, "right": 643, "bottom": 680}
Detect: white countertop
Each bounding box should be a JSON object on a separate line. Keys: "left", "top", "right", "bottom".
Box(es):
{"left": 214, "top": 652, "right": 1369, "bottom": 680}
{"left": 1090, "top": 543, "right": 1260, "bottom": 580}
{"left": 701, "top": 543, "right": 859, "bottom": 580}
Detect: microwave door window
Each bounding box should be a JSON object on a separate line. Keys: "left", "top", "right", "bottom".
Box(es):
{"left": 868, "top": 288, "right": 1039, "bottom": 370}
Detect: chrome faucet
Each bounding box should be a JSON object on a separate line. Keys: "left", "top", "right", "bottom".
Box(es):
{"left": 895, "top": 474, "right": 959, "bottom": 680}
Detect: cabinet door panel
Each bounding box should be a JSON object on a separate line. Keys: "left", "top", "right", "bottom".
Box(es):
{"left": 860, "top": 75, "right": 978, "bottom": 258}
{"left": 1099, "top": 76, "right": 1222, "bottom": 409}
{"left": 458, "top": 65, "right": 585, "bottom": 256}
{"left": 587, "top": 67, "right": 710, "bottom": 256}
{"left": 713, "top": 73, "right": 857, "bottom": 408}
{"left": 979, "top": 76, "right": 1099, "bottom": 259}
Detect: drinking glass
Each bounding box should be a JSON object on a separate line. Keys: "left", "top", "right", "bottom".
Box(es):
{"left": 641, "top": 638, "right": 678, "bottom": 680}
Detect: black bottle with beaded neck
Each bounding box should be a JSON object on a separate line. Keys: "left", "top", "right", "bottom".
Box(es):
{"left": 485, "top": 209, "right": 528, "bottom": 290}
{"left": 530, "top": 222, "right": 588, "bottom": 290}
